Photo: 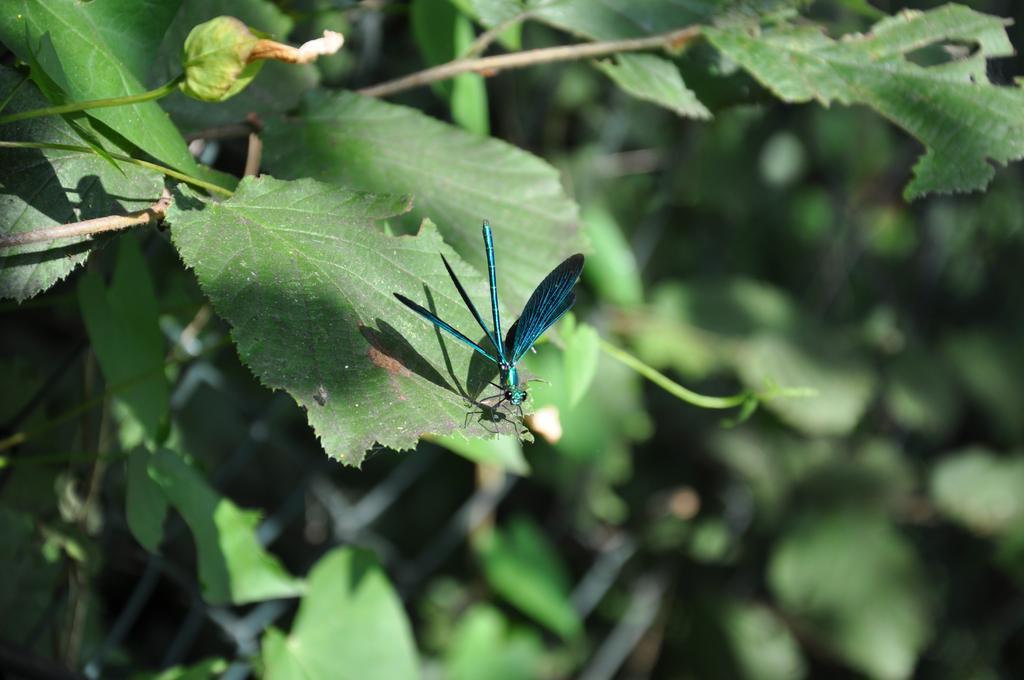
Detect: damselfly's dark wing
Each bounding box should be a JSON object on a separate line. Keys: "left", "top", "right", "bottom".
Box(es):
{"left": 440, "top": 254, "right": 502, "bottom": 358}
{"left": 504, "top": 254, "right": 584, "bottom": 364}
{"left": 393, "top": 293, "right": 499, "bottom": 364}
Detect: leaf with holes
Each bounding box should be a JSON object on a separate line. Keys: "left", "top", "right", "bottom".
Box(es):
{"left": 705, "top": 4, "right": 1024, "bottom": 198}
{"left": 262, "top": 91, "right": 582, "bottom": 310}
{"left": 169, "top": 176, "right": 538, "bottom": 465}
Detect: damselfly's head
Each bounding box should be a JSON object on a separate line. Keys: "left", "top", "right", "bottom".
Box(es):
{"left": 507, "top": 386, "right": 528, "bottom": 406}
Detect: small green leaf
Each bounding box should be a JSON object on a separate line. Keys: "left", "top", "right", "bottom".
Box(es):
{"left": 930, "top": 447, "right": 1024, "bottom": 536}
{"left": 596, "top": 53, "right": 710, "bottom": 119}
{"left": 724, "top": 602, "right": 806, "bottom": 680}
{"left": 736, "top": 334, "right": 874, "bottom": 436}
{"left": 445, "top": 604, "right": 544, "bottom": 680}
{"left": 261, "top": 547, "right": 418, "bottom": 680}
{"left": 126, "top": 447, "right": 169, "bottom": 552}
{"left": 478, "top": 516, "right": 582, "bottom": 639}
{"left": 563, "top": 320, "right": 600, "bottom": 408}
{"left": 262, "top": 90, "right": 582, "bottom": 309}
{"left": 411, "top": 0, "right": 490, "bottom": 135}
{"left": 147, "top": 448, "right": 302, "bottom": 604}
{"left": 581, "top": 203, "right": 643, "bottom": 307}
{"left": 451, "top": 13, "right": 490, "bottom": 135}
{"left": 78, "top": 237, "right": 170, "bottom": 445}
{"left": 0, "top": 67, "right": 164, "bottom": 302}
{"left": 705, "top": 5, "right": 1024, "bottom": 198}
{"left": 769, "top": 511, "right": 931, "bottom": 680}
{"left": 432, "top": 433, "right": 529, "bottom": 475}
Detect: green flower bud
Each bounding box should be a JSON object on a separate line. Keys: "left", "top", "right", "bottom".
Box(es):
{"left": 180, "top": 16, "right": 263, "bottom": 102}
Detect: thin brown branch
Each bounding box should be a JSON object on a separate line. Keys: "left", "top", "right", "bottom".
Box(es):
{"left": 0, "top": 188, "right": 171, "bottom": 249}
{"left": 358, "top": 25, "right": 703, "bottom": 98}
{"left": 463, "top": 11, "right": 534, "bottom": 58}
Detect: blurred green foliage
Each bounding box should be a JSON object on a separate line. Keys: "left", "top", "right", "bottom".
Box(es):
{"left": 3, "top": 0, "right": 1024, "bottom": 678}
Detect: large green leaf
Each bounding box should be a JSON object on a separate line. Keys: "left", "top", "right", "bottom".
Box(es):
{"left": 595, "top": 53, "right": 710, "bottom": 119}
{"left": 0, "top": 0, "right": 207, "bottom": 178}
{"left": 146, "top": 448, "right": 302, "bottom": 604}
{"left": 261, "top": 547, "right": 418, "bottom": 680}
{"left": 705, "top": 4, "right": 1024, "bottom": 198}
{"left": 149, "top": 0, "right": 319, "bottom": 134}
{"left": 929, "top": 447, "right": 1024, "bottom": 536}
{"left": 68, "top": 0, "right": 183, "bottom": 82}
{"left": 478, "top": 516, "right": 582, "bottom": 639}
{"left": 0, "top": 67, "right": 165, "bottom": 302}
{"left": 769, "top": 511, "right": 931, "bottom": 680}
{"left": 169, "top": 176, "right": 534, "bottom": 465}
{"left": 445, "top": 604, "right": 545, "bottom": 680}
{"left": 77, "top": 236, "right": 169, "bottom": 444}
{"left": 262, "top": 90, "right": 582, "bottom": 309}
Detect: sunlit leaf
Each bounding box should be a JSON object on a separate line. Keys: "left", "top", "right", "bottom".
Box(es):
{"left": 930, "top": 447, "right": 1024, "bottom": 536}
{"left": 262, "top": 90, "right": 582, "bottom": 309}
{"left": 478, "top": 516, "right": 582, "bottom": 639}
{"left": 261, "top": 547, "right": 417, "bottom": 680}
{"left": 170, "top": 177, "right": 535, "bottom": 464}
{"left": 146, "top": 448, "right": 302, "bottom": 604}
{"left": 596, "top": 54, "right": 710, "bottom": 119}
{"left": 724, "top": 601, "right": 806, "bottom": 680}
{"left": 445, "top": 604, "right": 544, "bottom": 680}
{"left": 562, "top": 318, "right": 600, "bottom": 408}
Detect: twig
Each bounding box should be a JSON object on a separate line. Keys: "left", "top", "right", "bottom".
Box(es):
{"left": 244, "top": 113, "right": 263, "bottom": 177}
{"left": 358, "top": 25, "right": 702, "bottom": 98}
{"left": 463, "top": 11, "right": 534, "bottom": 58}
{"left": 0, "top": 188, "right": 171, "bottom": 249}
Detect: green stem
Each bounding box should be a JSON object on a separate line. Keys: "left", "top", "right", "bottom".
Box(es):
{"left": 0, "top": 141, "right": 232, "bottom": 197}
{"left": 599, "top": 338, "right": 750, "bottom": 410}
{"left": 0, "top": 75, "right": 184, "bottom": 126}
